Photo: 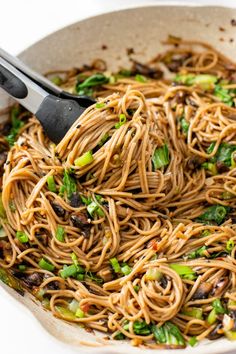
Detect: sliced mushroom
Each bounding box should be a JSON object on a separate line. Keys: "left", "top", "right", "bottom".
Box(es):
{"left": 211, "top": 277, "right": 229, "bottom": 297}
{"left": 192, "top": 282, "right": 213, "bottom": 300}
{"left": 51, "top": 202, "right": 65, "bottom": 217}
{"left": 208, "top": 323, "right": 223, "bottom": 340}
{"left": 69, "top": 192, "right": 83, "bottom": 208}
{"left": 70, "top": 212, "right": 91, "bottom": 238}
{"left": 186, "top": 156, "right": 205, "bottom": 170}
{"left": 131, "top": 60, "right": 163, "bottom": 79}
{"left": 17, "top": 272, "right": 44, "bottom": 288}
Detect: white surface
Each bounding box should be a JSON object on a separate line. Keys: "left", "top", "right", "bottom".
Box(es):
{"left": 0, "top": 1, "right": 236, "bottom": 354}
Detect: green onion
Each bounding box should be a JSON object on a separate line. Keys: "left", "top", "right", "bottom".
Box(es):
{"left": 76, "top": 73, "right": 109, "bottom": 91}
{"left": 55, "top": 306, "right": 76, "bottom": 320}
{"left": 180, "top": 118, "right": 189, "bottom": 135}
{"left": 98, "top": 133, "right": 109, "bottom": 147}
{"left": 18, "top": 264, "right": 27, "bottom": 271}
{"left": 226, "top": 239, "right": 235, "bottom": 252}
{"left": 197, "top": 205, "right": 230, "bottom": 225}
{"left": 170, "top": 263, "right": 196, "bottom": 280}
{"left": 135, "top": 74, "right": 148, "bottom": 83}
{"left": 189, "top": 336, "right": 198, "bottom": 347}
{"left": 187, "top": 246, "right": 208, "bottom": 259}
{"left": 16, "top": 231, "right": 29, "bottom": 243}
{"left": 207, "top": 309, "right": 217, "bottom": 324}
{"left": 9, "top": 200, "right": 16, "bottom": 212}
{"left": 60, "top": 264, "right": 78, "bottom": 279}
{"left": 212, "top": 298, "right": 226, "bottom": 314}
{"left": 133, "top": 321, "right": 151, "bottom": 335}
{"left": 174, "top": 73, "right": 217, "bottom": 90}
{"left": 68, "top": 299, "right": 79, "bottom": 313}
{"left": 151, "top": 324, "right": 166, "bottom": 343}
{"left": 86, "top": 271, "right": 103, "bottom": 284}
{"left": 75, "top": 307, "right": 85, "bottom": 318}
{"left": 214, "top": 85, "right": 235, "bottom": 106}
{"left": 121, "top": 264, "right": 132, "bottom": 276}
{"left": 151, "top": 322, "right": 185, "bottom": 346}
{"left": 47, "top": 176, "right": 57, "bottom": 193}
{"left": 80, "top": 195, "right": 91, "bottom": 205}
{"left": 182, "top": 307, "right": 203, "bottom": 320}
{"left": 133, "top": 285, "right": 140, "bottom": 293}
{"left": 62, "top": 170, "right": 77, "bottom": 198}
{"left": 202, "top": 162, "right": 217, "bottom": 175}
{"left": 74, "top": 151, "right": 94, "bottom": 167}
{"left": 6, "top": 106, "right": 24, "bottom": 146}
{"left": 152, "top": 144, "right": 169, "bottom": 170}
{"left": 55, "top": 226, "right": 65, "bottom": 242}
{"left": 87, "top": 200, "right": 104, "bottom": 218}
{"left": 38, "top": 258, "right": 55, "bottom": 271}
{"left": 146, "top": 268, "right": 162, "bottom": 281}
{"left": 95, "top": 102, "right": 105, "bottom": 109}
{"left": 77, "top": 273, "right": 85, "bottom": 281}
{"left": 115, "top": 114, "right": 127, "bottom": 129}
{"left": 110, "top": 257, "right": 121, "bottom": 273}
{"left": 114, "top": 331, "right": 126, "bottom": 340}
{"left": 71, "top": 252, "right": 78, "bottom": 266}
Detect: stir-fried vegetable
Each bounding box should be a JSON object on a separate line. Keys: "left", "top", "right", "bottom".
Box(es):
{"left": 208, "top": 298, "right": 226, "bottom": 324}
{"left": 188, "top": 336, "right": 198, "bottom": 347}
{"left": 47, "top": 175, "right": 57, "bottom": 193}
{"left": 110, "top": 257, "right": 121, "bottom": 273}
{"left": 76, "top": 73, "right": 109, "bottom": 95}
{"left": 38, "top": 258, "right": 55, "bottom": 272}
{"left": 0, "top": 267, "right": 24, "bottom": 294}
{"left": 87, "top": 201, "right": 104, "bottom": 218}
{"left": 174, "top": 73, "right": 217, "bottom": 90}
{"left": 133, "top": 321, "right": 151, "bottom": 335}
{"left": 182, "top": 307, "right": 203, "bottom": 320}
{"left": 180, "top": 117, "right": 189, "bottom": 135}
{"left": 187, "top": 246, "right": 208, "bottom": 259}
{"left": 6, "top": 106, "right": 25, "bottom": 146}
{"left": 62, "top": 170, "right": 77, "bottom": 198}
{"left": 170, "top": 263, "right": 196, "bottom": 280}
{"left": 98, "top": 133, "right": 110, "bottom": 147}
{"left": 146, "top": 268, "right": 162, "bottom": 281}
{"left": 60, "top": 264, "right": 79, "bottom": 278}
{"left": 203, "top": 142, "right": 236, "bottom": 174}
{"left": 226, "top": 239, "right": 235, "bottom": 252}
{"left": 55, "top": 226, "right": 65, "bottom": 242}
{"left": 74, "top": 151, "right": 94, "bottom": 167}
{"left": 214, "top": 85, "right": 236, "bottom": 106}
{"left": 135, "top": 74, "right": 148, "bottom": 83}
{"left": 151, "top": 322, "right": 185, "bottom": 346}
{"left": 115, "top": 114, "right": 127, "bottom": 129}
{"left": 55, "top": 305, "right": 76, "bottom": 320}
{"left": 197, "top": 205, "right": 230, "bottom": 225}
{"left": 16, "top": 230, "right": 29, "bottom": 243}
{"left": 152, "top": 144, "right": 169, "bottom": 170}
{"left": 95, "top": 102, "right": 106, "bottom": 109}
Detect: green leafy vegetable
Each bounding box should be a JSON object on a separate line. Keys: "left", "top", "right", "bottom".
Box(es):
{"left": 133, "top": 321, "right": 151, "bottom": 335}
{"left": 6, "top": 106, "right": 24, "bottom": 146}
{"left": 55, "top": 226, "right": 65, "bottom": 242}
{"left": 74, "top": 151, "right": 94, "bottom": 167}
{"left": 174, "top": 73, "right": 217, "bottom": 90}
{"left": 135, "top": 74, "right": 148, "bottom": 83}
{"left": 115, "top": 114, "right": 127, "bottom": 129}
{"left": 38, "top": 258, "right": 55, "bottom": 272}
{"left": 16, "top": 231, "right": 29, "bottom": 244}
{"left": 197, "top": 205, "right": 230, "bottom": 225}
{"left": 62, "top": 170, "right": 77, "bottom": 198}
{"left": 187, "top": 246, "right": 208, "bottom": 259}
{"left": 170, "top": 263, "right": 196, "bottom": 280}
{"left": 214, "top": 84, "right": 236, "bottom": 106}
{"left": 152, "top": 144, "right": 169, "bottom": 170}
{"left": 151, "top": 322, "right": 185, "bottom": 346}
{"left": 47, "top": 175, "right": 57, "bottom": 193}
{"left": 114, "top": 331, "right": 126, "bottom": 340}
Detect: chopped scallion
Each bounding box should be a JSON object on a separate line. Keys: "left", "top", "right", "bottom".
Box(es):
{"left": 47, "top": 176, "right": 57, "bottom": 193}
{"left": 74, "top": 151, "right": 94, "bottom": 167}
{"left": 16, "top": 231, "right": 29, "bottom": 243}
{"left": 38, "top": 258, "right": 55, "bottom": 271}
{"left": 152, "top": 144, "right": 169, "bottom": 170}
{"left": 110, "top": 257, "right": 121, "bottom": 273}
{"left": 55, "top": 226, "right": 65, "bottom": 242}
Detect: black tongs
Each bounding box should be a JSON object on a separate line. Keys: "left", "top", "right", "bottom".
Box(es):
{"left": 0, "top": 48, "right": 95, "bottom": 143}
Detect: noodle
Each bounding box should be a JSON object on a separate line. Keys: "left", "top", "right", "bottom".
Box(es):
{"left": 1, "top": 39, "right": 236, "bottom": 348}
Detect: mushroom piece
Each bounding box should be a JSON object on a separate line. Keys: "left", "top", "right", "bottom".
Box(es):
{"left": 191, "top": 282, "right": 213, "bottom": 300}
{"left": 51, "top": 202, "right": 65, "bottom": 217}
{"left": 211, "top": 277, "right": 229, "bottom": 297}
{"left": 131, "top": 60, "right": 163, "bottom": 79}
{"left": 208, "top": 323, "right": 223, "bottom": 340}
{"left": 70, "top": 212, "right": 91, "bottom": 238}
